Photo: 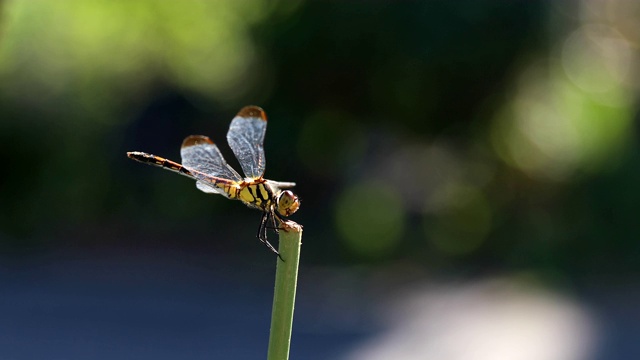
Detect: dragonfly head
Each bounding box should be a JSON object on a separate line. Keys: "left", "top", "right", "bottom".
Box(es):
{"left": 276, "top": 190, "right": 300, "bottom": 217}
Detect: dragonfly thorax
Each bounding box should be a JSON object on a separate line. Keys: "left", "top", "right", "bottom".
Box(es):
{"left": 236, "top": 180, "right": 273, "bottom": 211}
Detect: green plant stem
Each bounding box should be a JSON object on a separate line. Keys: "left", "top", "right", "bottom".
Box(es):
{"left": 267, "top": 221, "right": 303, "bottom": 360}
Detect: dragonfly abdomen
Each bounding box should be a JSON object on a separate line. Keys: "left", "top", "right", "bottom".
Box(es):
{"left": 127, "top": 152, "right": 193, "bottom": 178}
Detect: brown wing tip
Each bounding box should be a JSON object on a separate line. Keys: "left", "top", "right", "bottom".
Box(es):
{"left": 181, "top": 135, "right": 214, "bottom": 148}
{"left": 237, "top": 105, "right": 267, "bottom": 121}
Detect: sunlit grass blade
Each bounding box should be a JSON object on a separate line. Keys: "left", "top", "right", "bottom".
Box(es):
{"left": 267, "top": 221, "right": 303, "bottom": 360}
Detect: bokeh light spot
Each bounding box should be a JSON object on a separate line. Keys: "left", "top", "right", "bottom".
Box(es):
{"left": 335, "top": 182, "right": 405, "bottom": 259}
{"left": 491, "top": 54, "right": 635, "bottom": 180}
{"left": 0, "top": 0, "right": 271, "bottom": 118}
{"left": 562, "top": 25, "right": 634, "bottom": 95}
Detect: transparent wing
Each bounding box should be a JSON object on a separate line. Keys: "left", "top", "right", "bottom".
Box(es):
{"left": 227, "top": 106, "right": 267, "bottom": 179}
{"left": 195, "top": 181, "right": 232, "bottom": 197}
{"left": 265, "top": 180, "right": 296, "bottom": 190}
{"left": 180, "top": 135, "right": 242, "bottom": 183}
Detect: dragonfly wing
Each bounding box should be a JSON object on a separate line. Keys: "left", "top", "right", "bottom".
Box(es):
{"left": 227, "top": 106, "right": 267, "bottom": 179}
{"left": 265, "top": 180, "right": 296, "bottom": 190}
{"left": 180, "top": 135, "right": 243, "bottom": 184}
{"left": 195, "top": 180, "right": 232, "bottom": 197}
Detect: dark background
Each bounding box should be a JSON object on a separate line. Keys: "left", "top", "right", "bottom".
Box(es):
{"left": 0, "top": 1, "right": 638, "bottom": 359}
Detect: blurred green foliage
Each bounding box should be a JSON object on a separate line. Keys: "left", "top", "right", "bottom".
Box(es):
{"left": 0, "top": 0, "right": 638, "bottom": 277}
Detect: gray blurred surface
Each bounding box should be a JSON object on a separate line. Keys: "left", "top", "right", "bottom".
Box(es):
{"left": 1, "top": 250, "right": 638, "bottom": 360}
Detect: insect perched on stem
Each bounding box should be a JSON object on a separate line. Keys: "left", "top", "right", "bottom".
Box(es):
{"left": 127, "top": 106, "right": 300, "bottom": 258}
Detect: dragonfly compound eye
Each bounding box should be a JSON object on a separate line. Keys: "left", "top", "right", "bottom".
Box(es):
{"left": 276, "top": 190, "right": 300, "bottom": 217}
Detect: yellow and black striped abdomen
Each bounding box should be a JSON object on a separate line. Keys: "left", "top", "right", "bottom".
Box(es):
{"left": 127, "top": 151, "right": 239, "bottom": 197}
{"left": 237, "top": 180, "right": 273, "bottom": 211}
{"left": 127, "top": 152, "right": 193, "bottom": 177}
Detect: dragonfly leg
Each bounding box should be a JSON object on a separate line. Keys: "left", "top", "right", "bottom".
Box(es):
{"left": 259, "top": 211, "right": 269, "bottom": 239}
{"left": 265, "top": 211, "right": 289, "bottom": 234}
{"left": 269, "top": 211, "right": 280, "bottom": 234}
{"left": 257, "top": 212, "right": 283, "bottom": 261}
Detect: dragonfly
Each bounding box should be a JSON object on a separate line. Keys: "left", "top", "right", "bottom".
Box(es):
{"left": 127, "top": 105, "right": 300, "bottom": 257}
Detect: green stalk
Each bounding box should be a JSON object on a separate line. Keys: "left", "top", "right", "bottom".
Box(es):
{"left": 267, "top": 221, "right": 303, "bottom": 360}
